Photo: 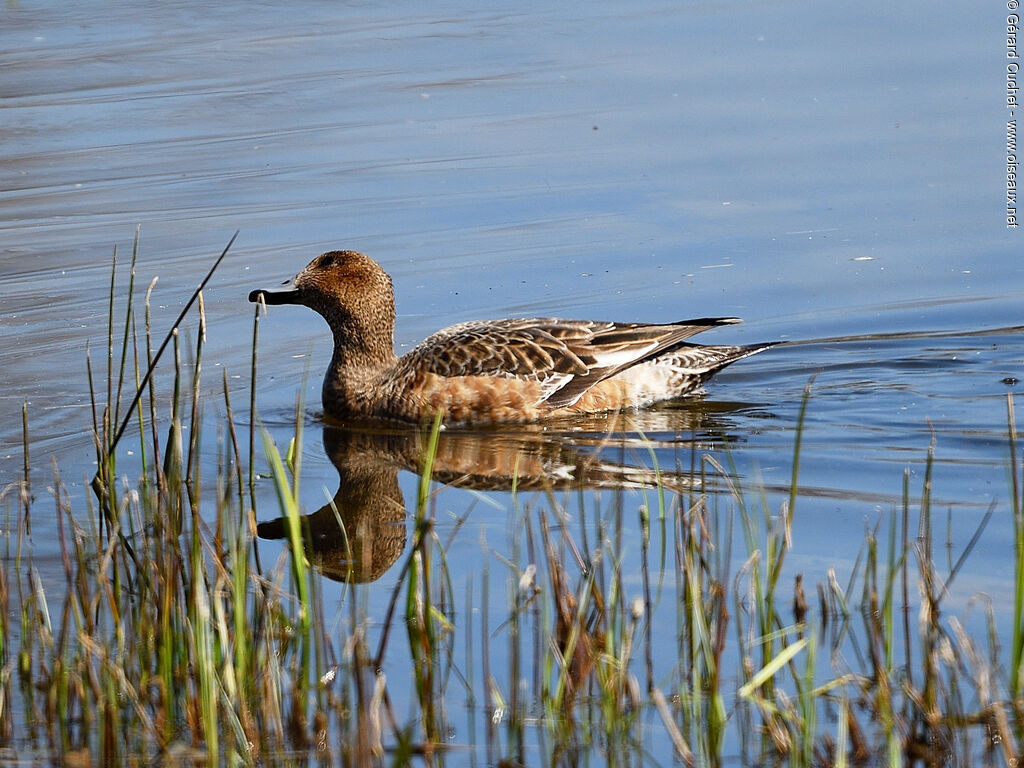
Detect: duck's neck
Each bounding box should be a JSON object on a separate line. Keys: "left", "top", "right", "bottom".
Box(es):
{"left": 322, "top": 325, "right": 399, "bottom": 417}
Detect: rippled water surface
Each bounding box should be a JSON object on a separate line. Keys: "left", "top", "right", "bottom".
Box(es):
{"left": 1, "top": 0, "right": 1021, "bottom": 762}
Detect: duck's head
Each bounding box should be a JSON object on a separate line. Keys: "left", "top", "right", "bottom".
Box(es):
{"left": 249, "top": 250, "right": 396, "bottom": 341}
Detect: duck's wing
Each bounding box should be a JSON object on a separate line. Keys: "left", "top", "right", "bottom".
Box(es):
{"left": 400, "top": 317, "right": 741, "bottom": 408}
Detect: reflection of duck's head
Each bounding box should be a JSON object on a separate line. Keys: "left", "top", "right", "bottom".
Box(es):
{"left": 256, "top": 401, "right": 769, "bottom": 582}
{"left": 257, "top": 426, "right": 407, "bottom": 584}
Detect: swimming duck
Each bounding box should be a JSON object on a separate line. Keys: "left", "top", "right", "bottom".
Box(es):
{"left": 249, "top": 250, "right": 773, "bottom": 425}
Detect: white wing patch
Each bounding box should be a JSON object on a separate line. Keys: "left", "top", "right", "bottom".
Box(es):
{"left": 589, "top": 341, "right": 661, "bottom": 369}
{"left": 537, "top": 372, "right": 575, "bottom": 403}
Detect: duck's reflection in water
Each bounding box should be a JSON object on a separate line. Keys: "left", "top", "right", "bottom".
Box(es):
{"left": 256, "top": 427, "right": 408, "bottom": 583}
{"left": 256, "top": 401, "right": 763, "bottom": 582}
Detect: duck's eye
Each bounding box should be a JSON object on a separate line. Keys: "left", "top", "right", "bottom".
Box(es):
{"left": 320, "top": 254, "right": 335, "bottom": 268}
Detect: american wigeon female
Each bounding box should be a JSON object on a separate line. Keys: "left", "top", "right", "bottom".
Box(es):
{"left": 249, "top": 250, "right": 772, "bottom": 425}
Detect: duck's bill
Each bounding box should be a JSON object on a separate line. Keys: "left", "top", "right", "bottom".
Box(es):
{"left": 248, "top": 285, "right": 301, "bottom": 305}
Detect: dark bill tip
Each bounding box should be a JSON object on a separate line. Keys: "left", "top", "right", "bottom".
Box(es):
{"left": 248, "top": 288, "right": 301, "bottom": 305}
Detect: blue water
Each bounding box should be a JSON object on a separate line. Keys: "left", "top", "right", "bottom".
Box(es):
{"left": 0, "top": 0, "right": 1020, "bottom": 762}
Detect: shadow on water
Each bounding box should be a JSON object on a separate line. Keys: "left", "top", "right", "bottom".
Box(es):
{"left": 780, "top": 322, "right": 1024, "bottom": 350}
{"left": 766, "top": 322, "right": 1023, "bottom": 414}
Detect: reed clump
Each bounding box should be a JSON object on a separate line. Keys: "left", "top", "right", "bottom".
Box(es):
{"left": 1, "top": 237, "right": 1023, "bottom": 766}
{"left": 7, "top": 234, "right": 341, "bottom": 764}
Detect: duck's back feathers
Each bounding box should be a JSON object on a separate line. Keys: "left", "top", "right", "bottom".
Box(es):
{"left": 399, "top": 316, "right": 745, "bottom": 409}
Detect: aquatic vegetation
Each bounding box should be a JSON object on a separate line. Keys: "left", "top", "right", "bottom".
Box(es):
{"left": 1, "top": 240, "right": 1022, "bottom": 765}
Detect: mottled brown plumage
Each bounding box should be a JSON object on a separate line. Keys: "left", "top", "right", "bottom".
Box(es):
{"left": 249, "top": 250, "right": 773, "bottom": 425}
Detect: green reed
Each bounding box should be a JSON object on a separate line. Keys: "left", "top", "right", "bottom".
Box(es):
{"left": 1009, "top": 393, "right": 1024, "bottom": 703}
{"left": 2, "top": 235, "right": 339, "bottom": 762}
{"left": 3, "top": 237, "right": 1024, "bottom": 765}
